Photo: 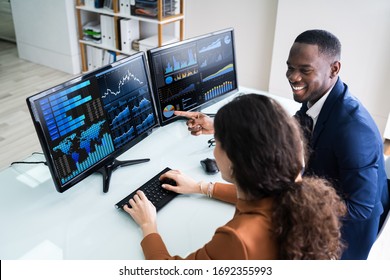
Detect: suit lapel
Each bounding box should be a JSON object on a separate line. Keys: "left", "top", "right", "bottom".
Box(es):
{"left": 311, "top": 78, "right": 347, "bottom": 147}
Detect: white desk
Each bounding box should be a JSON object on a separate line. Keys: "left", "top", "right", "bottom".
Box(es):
{"left": 0, "top": 88, "right": 300, "bottom": 260}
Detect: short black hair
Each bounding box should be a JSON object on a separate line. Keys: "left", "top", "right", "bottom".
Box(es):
{"left": 295, "top": 29, "right": 341, "bottom": 60}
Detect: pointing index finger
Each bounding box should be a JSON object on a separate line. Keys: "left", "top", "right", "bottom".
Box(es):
{"left": 174, "top": 110, "right": 198, "bottom": 119}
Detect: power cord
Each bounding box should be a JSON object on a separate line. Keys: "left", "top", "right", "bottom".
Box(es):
{"left": 10, "top": 152, "right": 47, "bottom": 166}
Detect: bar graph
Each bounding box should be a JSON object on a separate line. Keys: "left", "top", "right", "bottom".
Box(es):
{"left": 39, "top": 80, "right": 93, "bottom": 141}
{"left": 204, "top": 81, "right": 233, "bottom": 101}
{"left": 59, "top": 133, "right": 115, "bottom": 184}
{"left": 163, "top": 46, "right": 197, "bottom": 74}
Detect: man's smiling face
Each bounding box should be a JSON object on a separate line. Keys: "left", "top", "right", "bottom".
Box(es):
{"left": 286, "top": 43, "right": 338, "bottom": 105}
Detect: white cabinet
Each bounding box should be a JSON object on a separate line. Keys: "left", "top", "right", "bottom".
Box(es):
{"left": 11, "top": 0, "right": 81, "bottom": 74}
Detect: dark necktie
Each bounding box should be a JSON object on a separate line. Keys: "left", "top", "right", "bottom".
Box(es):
{"left": 294, "top": 111, "right": 314, "bottom": 144}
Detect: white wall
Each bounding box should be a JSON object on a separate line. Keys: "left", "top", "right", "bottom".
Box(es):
{"left": 184, "top": 0, "right": 278, "bottom": 91}
{"left": 269, "top": 0, "right": 390, "bottom": 134}
{"left": 11, "top": 0, "right": 80, "bottom": 74}
{"left": 185, "top": 0, "right": 390, "bottom": 135}
{"left": 9, "top": 0, "right": 390, "bottom": 134}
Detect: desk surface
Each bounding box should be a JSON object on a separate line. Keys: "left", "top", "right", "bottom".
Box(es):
{"left": 0, "top": 88, "right": 302, "bottom": 260}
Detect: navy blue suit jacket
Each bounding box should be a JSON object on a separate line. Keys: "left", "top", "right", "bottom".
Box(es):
{"left": 296, "top": 78, "right": 389, "bottom": 259}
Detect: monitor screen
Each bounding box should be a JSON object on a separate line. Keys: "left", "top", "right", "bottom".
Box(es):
{"left": 147, "top": 28, "right": 239, "bottom": 126}
{"left": 26, "top": 52, "right": 158, "bottom": 193}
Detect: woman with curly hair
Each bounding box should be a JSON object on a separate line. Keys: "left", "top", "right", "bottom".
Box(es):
{"left": 124, "top": 93, "right": 346, "bottom": 259}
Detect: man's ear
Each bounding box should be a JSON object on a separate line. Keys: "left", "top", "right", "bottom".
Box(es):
{"left": 330, "top": 61, "right": 341, "bottom": 78}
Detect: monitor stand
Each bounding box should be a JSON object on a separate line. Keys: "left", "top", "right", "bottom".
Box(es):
{"left": 98, "top": 158, "right": 150, "bottom": 193}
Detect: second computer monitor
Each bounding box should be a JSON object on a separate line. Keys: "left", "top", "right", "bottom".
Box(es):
{"left": 147, "top": 28, "right": 239, "bottom": 125}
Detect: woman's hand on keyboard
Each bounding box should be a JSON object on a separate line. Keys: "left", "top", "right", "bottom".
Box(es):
{"left": 160, "top": 170, "right": 200, "bottom": 194}
{"left": 123, "top": 190, "right": 157, "bottom": 237}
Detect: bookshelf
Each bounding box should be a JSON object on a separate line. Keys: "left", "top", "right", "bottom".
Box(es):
{"left": 75, "top": 0, "right": 184, "bottom": 72}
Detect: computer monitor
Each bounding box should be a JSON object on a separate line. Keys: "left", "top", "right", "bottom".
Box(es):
{"left": 26, "top": 52, "right": 158, "bottom": 193}
{"left": 147, "top": 28, "right": 239, "bottom": 126}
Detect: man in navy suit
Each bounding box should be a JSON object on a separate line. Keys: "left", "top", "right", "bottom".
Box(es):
{"left": 288, "top": 29, "right": 389, "bottom": 259}
{"left": 174, "top": 29, "right": 389, "bottom": 260}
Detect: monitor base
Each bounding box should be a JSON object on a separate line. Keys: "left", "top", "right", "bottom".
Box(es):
{"left": 98, "top": 158, "right": 150, "bottom": 193}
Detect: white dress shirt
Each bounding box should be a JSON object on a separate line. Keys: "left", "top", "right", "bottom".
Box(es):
{"left": 306, "top": 85, "right": 334, "bottom": 130}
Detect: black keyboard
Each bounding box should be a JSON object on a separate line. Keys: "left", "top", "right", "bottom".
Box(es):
{"left": 115, "top": 167, "right": 179, "bottom": 211}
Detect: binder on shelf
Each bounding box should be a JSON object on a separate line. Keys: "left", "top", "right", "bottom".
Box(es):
{"left": 92, "top": 47, "right": 104, "bottom": 69}
{"left": 85, "top": 46, "right": 104, "bottom": 71}
{"left": 119, "top": 0, "right": 131, "bottom": 16}
{"left": 104, "top": 50, "right": 117, "bottom": 65}
{"left": 100, "top": 15, "right": 116, "bottom": 49}
{"left": 103, "top": 0, "right": 113, "bottom": 10}
{"left": 120, "top": 18, "right": 140, "bottom": 53}
{"left": 86, "top": 45, "right": 94, "bottom": 71}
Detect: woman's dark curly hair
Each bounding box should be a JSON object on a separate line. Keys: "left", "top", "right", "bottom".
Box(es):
{"left": 214, "top": 94, "right": 346, "bottom": 259}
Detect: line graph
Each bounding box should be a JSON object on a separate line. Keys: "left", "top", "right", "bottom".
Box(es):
{"left": 97, "top": 58, "right": 148, "bottom": 105}
{"left": 131, "top": 97, "right": 152, "bottom": 117}
{"left": 111, "top": 106, "right": 131, "bottom": 129}
{"left": 136, "top": 113, "right": 155, "bottom": 134}
{"left": 202, "top": 63, "right": 234, "bottom": 82}
{"left": 199, "top": 38, "right": 222, "bottom": 53}
{"left": 113, "top": 125, "right": 135, "bottom": 147}
{"left": 101, "top": 69, "right": 144, "bottom": 101}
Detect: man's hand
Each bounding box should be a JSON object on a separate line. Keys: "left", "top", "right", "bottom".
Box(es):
{"left": 174, "top": 111, "right": 214, "bottom": 136}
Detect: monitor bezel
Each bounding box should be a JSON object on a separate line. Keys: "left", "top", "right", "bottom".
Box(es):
{"left": 147, "top": 27, "right": 239, "bottom": 126}
{"left": 26, "top": 52, "right": 159, "bottom": 193}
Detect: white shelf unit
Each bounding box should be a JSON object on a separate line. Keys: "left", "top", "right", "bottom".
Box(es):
{"left": 75, "top": 0, "right": 184, "bottom": 72}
